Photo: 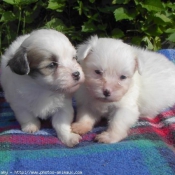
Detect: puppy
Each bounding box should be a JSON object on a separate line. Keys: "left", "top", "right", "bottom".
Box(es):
{"left": 72, "top": 36, "right": 175, "bottom": 143}
{"left": 1, "top": 29, "right": 84, "bottom": 147}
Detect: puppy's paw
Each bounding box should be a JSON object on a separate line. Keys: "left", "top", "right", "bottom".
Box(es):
{"left": 21, "top": 121, "right": 41, "bottom": 133}
{"left": 62, "top": 133, "right": 82, "bottom": 147}
{"left": 95, "top": 131, "right": 127, "bottom": 144}
{"left": 71, "top": 122, "right": 92, "bottom": 135}
{"left": 95, "top": 131, "right": 113, "bottom": 143}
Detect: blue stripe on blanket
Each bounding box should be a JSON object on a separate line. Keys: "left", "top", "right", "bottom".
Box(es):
{"left": 0, "top": 140, "right": 175, "bottom": 175}
{"left": 158, "top": 49, "right": 175, "bottom": 63}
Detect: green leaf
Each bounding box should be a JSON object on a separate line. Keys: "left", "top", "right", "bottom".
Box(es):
{"left": 111, "top": 28, "right": 124, "bottom": 38}
{"left": 142, "top": 36, "right": 154, "bottom": 50}
{"left": 3, "top": 0, "right": 38, "bottom": 5}
{"left": 165, "top": 28, "right": 175, "bottom": 34}
{"left": 134, "top": 0, "right": 139, "bottom": 5}
{"left": 76, "top": 0, "right": 83, "bottom": 15}
{"left": 44, "top": 18, "right": 66, "bottom": 32}
{"left": 131, "top": 36, "right": 142, "bottom": 46}
{"left": 114, "top": 7, "right": 134, "bottom": 21}
{"left": 47, "top": 0, "right": 66, "bottom": 12}
{"left": 146, "top": 25, "right": 163, "bottom": 36}
{"left": 167, "top": 33, "right": 175, "bottom": 42}
{"left": 3, "top": 0, "right": 15, "bottom": 5}
{"left": 153, "top": 36, "right": 161, "bottom": 51}
{"left": 166, "top": 2, "right": 175, "bottom": 10}
{"left": 140, "top": 0, "right": 164, "bottom": 12}
{"left": 0, "top": 11, "right": 16, "bottom": 22}
{"left": 154, "top": 13, "right": 171, "bottom": 23}
{"left": 112, "top": 0, "right": 129, "bottom": 4}
{"left": 87, "top": 13, "right": 99, "bottom": 21}
{"left": 82, "top": 21, "right": 97, "bottom": 32}
{"left": 21, "top": 0, "right": 38, "bottom": 5}
{"left": 24, "top": 9, "right": 36, "bottom": 23}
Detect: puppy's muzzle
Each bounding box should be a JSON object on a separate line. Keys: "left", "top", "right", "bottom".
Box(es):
{"left": 72, "top": 71, "right": 80, "bottom": 81}
{"left": 103, "top": 89, "right": 111, "bottom": 97}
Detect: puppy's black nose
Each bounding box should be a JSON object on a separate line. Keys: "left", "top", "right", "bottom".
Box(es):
{"left": 103, "top": 89, "right": 111, "bottom": 97}
{"left": 72, "top": 71, "right": 80, "bottom": 81}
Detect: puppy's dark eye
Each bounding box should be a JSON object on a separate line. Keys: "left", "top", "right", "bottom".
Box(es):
{"left": 95, "top": 70, "right": 102, "bottom": 75}
{"left": 46, "top": 62, "right": 58, "bottom": 69}
{"left": 120, "top": 75, "right": 127, "bottom": 80}
{"left": 73, "top": 56, "right": 77, "bottom": 60}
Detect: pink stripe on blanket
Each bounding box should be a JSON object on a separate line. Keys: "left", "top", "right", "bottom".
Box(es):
{"left": 0, "top": 133, "right": 97, "bottom": 145}
{"left": 0, "top": 135, "right": 62, "bottom": 145}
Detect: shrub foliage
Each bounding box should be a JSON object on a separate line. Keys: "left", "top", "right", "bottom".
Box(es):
{"left": 0, "top": 0, "right": 175, "bottom": 54}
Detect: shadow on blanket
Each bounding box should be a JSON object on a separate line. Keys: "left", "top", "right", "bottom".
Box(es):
{"left": 0, "top": 49, "right": 175, "bottom": 174}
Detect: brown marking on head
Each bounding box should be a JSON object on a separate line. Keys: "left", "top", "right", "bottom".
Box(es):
{"left": 26, "top": 48, "right": 58, "bottom": 77}
{"left": 7, "top": 47, "right": 30, "bottom": 75}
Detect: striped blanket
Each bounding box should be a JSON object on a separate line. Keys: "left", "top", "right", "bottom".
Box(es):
{"left": 0, "top": 50, "right": 175, "bottom": 175}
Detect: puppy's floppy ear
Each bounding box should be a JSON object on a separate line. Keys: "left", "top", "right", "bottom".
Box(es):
{"left": 7, "top": 47, "right": 30, "bottom": 75}
{"left": 77, "top": 35, "right": 98, "bottom": 61}
{"left": 135, "top": 57, "right": 142, "bottom": 75}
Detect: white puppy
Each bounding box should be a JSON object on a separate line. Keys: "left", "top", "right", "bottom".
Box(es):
{"left": 1, "top": 29, "right": 85, "bottom": 147}
{"left": 72, "top": 36, "right": 175, "bottom": 143}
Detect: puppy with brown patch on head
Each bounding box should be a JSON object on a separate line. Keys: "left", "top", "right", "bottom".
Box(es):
{"left": 1, "top": 29, "right": 84, "bottom": 147}
{"left": 71, "top": 36, "right": 175, "bottom": 144}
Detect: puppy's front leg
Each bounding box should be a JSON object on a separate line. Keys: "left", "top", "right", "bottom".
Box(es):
{"left": 14, "top": 109, "right": 41, "bottom": 133}
{"left": 52, "top": 104, "right": 82, "bottom": 147}
{"left": 96, "top": 107, "right": 140, "bottom": 143}
{"left": 72, "top": 107, "right": 99, "bottom": 135}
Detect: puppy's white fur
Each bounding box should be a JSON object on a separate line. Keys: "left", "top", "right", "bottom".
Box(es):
{"left": 1, "top": 29, "right": 84, "bottom": 147}
{"left": 72, "top": 36, "right": 175, "bottom": 143}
